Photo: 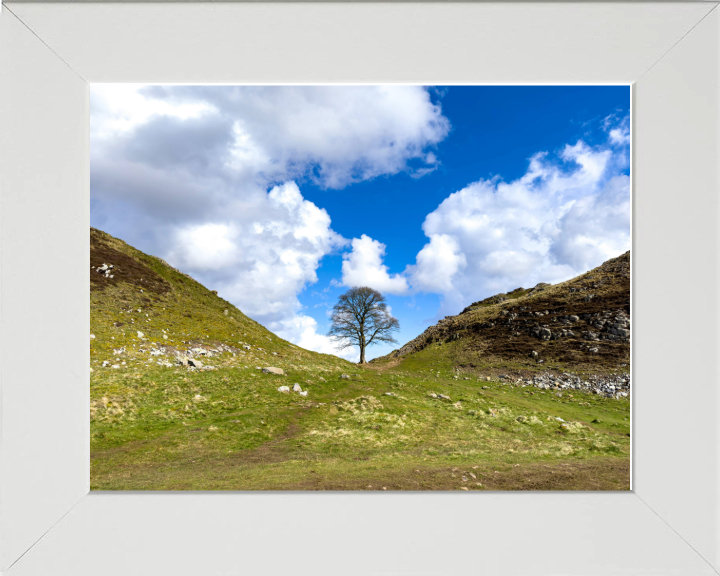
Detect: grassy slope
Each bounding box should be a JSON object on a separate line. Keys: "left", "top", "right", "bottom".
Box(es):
{"left": 91, "top": 229, "right": 629, "bottom": 491}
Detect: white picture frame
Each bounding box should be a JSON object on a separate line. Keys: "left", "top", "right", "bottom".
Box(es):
{"left": 1, "top": 2, "right": 718, "bottom": 574}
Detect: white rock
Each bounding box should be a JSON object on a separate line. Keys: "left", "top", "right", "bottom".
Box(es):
{"left": 90, "top": 334, "right": 95, "bottom": 339}
{"left": 299, "top": 391, "right": 308, "bottom": 397}
{"left": 293, "top": 383, "right": 302, "bottom": 392}
{"left": 111, "top": 364, "right": 120, "bottom": 369}
{"left": 262, "top": 367, "right": 284, "bottom": 376}
{"left": 137, "top": 331, "right": 144, "bottom": 338}
{"left": 278, "top": 386, "right": 290, "bottom": 393}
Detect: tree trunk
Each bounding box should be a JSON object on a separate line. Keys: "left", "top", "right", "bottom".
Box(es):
{"left": 359, "top": 344, "right": 365, "bottom": 364}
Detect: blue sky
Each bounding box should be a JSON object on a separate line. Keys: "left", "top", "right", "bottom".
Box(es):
{"left": 91, "top": 85, "right": 630, "bottom": 361}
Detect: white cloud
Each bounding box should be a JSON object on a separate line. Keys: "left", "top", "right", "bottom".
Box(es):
{"left": 406, "top": 234, "right": 466, "bottom": 294}
{"left": 409, "top": 128, "right": 630, "bottom": 316}
{"left": 91, "top": 86, "right": 449, "bottom": 359}
{"left": 273, "top": 314, "right": 359, "bottom": 363}
{"left": 167, "top": 182, "right": 345, "bottom": 324}
{"left": 341, "top": 235, "right": 409, "bottom": 295}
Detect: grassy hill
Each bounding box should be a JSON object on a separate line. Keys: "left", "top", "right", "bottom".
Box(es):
{"left": 91, "top": 228, "right": 630, "bottom": 491}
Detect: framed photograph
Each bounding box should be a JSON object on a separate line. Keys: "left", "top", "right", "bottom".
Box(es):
{"left": 1, "top": 2, "right": 718, "bottom": 575}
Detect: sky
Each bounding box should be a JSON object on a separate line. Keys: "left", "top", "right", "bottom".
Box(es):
{"left": 90, "top": 85, "right": 631, "bottom": 362}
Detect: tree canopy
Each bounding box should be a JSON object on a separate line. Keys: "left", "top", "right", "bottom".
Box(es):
{"left": 327, "top": 286, "right": 400, "bottom": 364}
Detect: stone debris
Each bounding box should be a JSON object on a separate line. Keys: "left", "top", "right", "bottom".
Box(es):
{"left": 278, "top": 386, "right": 290, "bottom": 393}
{"left": 94, "top": 263, "right": 115, "bottom": 278}
{"left": 293, "top": 383, "right": 302, "bottom": 392}
{"left": 523, "top": 370, "right": 630, "bottom": 399}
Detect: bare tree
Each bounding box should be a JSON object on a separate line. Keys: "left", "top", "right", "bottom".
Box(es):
{"left": 328, "top": 286, "right": 400, "bottom": 364}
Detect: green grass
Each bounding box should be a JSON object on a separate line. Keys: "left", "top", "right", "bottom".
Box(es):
{"left": 91, "top": 229, "right": 630, "bottom": 491}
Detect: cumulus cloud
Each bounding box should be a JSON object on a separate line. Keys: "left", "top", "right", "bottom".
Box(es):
{"left": 409, "top": 126, "right": 630, "bottom": 316}
{"left": 273, "top": 315, "right": 359, "bottom": 363}
{"left": 341, "top": 235, "right": 409, "bottom": 295}
{"left": 91, "top": 85, "right": 449, "bottom": 357}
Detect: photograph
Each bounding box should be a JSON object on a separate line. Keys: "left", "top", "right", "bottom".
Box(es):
{"left": 89, "top": 84, "right": 631, "bottom": 491}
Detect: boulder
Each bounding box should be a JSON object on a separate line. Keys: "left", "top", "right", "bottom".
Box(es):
{"left": 262, "top": 367, "right": 284, "bottom": 375}
{"left": 277, "top": 386, "right": 290, "bottom": 393}
{"left": 293, "top": 383, "right": 302, "bottom": 392}
{"left": 188, "top": 359, "right": 203, "bottom": 368}
{"left": 137, "top": 331, "right": 145, "bottom": 338}
{"left": 530, "top": 351, "right": 538, "bottom": 358}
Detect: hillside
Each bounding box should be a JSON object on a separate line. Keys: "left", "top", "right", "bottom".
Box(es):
{"left": 91, "top": 229, "right": 630, "bottom": 491}
{"left": 375, "top": 251, "right": 630, "bottom": 374}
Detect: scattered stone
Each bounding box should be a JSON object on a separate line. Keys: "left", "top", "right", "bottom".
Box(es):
{"left": 437, "top": 394, "right": 451, "bottom": 400}
{"left": 459, "top": 487, "right": 469, "bottom": 491}
{"left": 428, "top": 393, "right": 438, "bottom": 398}
{"left": 516, "top": 415, "right": 527, "bottom": 422}
{"left": 278, "top": 386, "right": 290, "bottom": 393}
{"left": 482, "top": 386, "right": 490, "bottom": 390}
{"left": 341, "top": 374, "right": 350, "bottom": 379}
{"left": 299, "top": 391, "right": 308, "bottom": 397}
{"left": 90, "top": 334, "right": 95, "bottom": 339}
{"left": 530, "top": 351, "right": 538, "bottom": 358}
{"left": 223, "top": 310, "right": 228, "bottom": 315}
{"left": 293, "top": 383, "right": 302, "bottom": 392}
{"left": 384, "top": 392, "right": 395, "bottom": 397}
{"left": 568, "top": 315, "right": 579, "bottom": 322}
{"left": 188, "top": 359, "right": 203, "bottom": 368}
{"left": 137, "top": 331, "right": 144, "bottom": 338}
{"left": 262, "top": 367, "right": 284, "bottom": 375}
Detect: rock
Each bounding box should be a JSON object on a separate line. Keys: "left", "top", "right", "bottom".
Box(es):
{"left": 111, "top": 364, "right": 120, "bottom": 369}
{"left": 482, "top": 386, "right": 490, "bottom": 390}
{"left": 438, "top": 394, "right": 451, "bottom": 400}
{"left": 163, "top": 334, "right": 168, "bottom": 339}
{"left": 277, "top": 386, "right": 290, "bottom": 393}
{"left": 293, "top": 383, "right": 302, "bottom": 392}
{"left": 137, "top": 331, "right": 145, "bottom": 338}
{"left": 568, "top": 315, "right": 579, "bottom": 322}
{"left": 224, "top": 309, "right": 228, "bottom": 315}
{"left": 428, "top": 393, "right": 438, "bottom": 398}
{"left": 589, "top": 347, "right": 599, "bottom": 354}
{"left": 459, "top": 487, "right": 469, "bottom": 491}
{"left": 90, "top": 367, "right": 94, "bottom": 373}
{"left": 530, "top": 351, "right": 538, "bottom": 358}
{"left": 176, "top": 357, "right": 190, "bottom": 366}
{"left": 188, "top": 359, "right": 203, "bottom": 368}
{"left": 341, "top": 374, "right": 350, "bottom": 379}
{"left": 516, "top": 415, "right": 527, "bottom": 422}
{"left": 485, "top": 376, "right": 491, "bottom": 381}
{"left": 90, "top": 334, "right": 95, "bottom": 339}
{"left": 262, "top": 367, "right": 284, "bottom": 375}
{"left": 101, "top": 361, "right": 110, "bottom": 367}
{"left": 299, "top": 391, "right": 308, "bottom": 397}
{"left": 467, "top": 410, "right": 477, "bottom": 416}
{"left": 385, "top": 392, "right": 395, "bottom": 397}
